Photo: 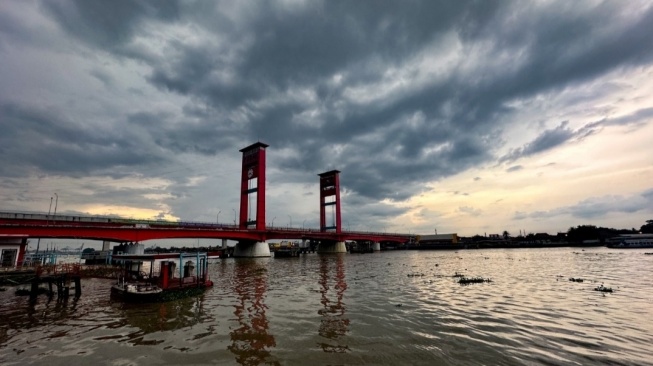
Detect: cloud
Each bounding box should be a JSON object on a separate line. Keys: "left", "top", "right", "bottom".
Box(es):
{"left": 458, "top": 206, "right": 483, "bottom": 217}
{"left": 506, "top": 165, "right": 523, "bottom": 173}
{"left": 501, "top": 122, "right": 575, "bottom": 163}
{"left": 513, "top": 189, "right": 653, "bottom": 221}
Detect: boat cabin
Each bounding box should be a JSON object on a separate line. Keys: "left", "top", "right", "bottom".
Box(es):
{"left": 112, "top": 252, "right": 212, "bottom": 290}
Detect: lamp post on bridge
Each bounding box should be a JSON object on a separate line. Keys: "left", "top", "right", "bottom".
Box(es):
{"left": 53, "top": 193, "right": 58, "bottom": 223}
{"left": 217, "top": 210, "right": 221, "bottom": 224}
{"left": 232, "top": 209, "right": 236, "bottom": 226}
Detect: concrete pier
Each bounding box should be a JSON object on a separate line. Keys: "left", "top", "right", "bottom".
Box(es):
{"left": 317, "top": 241, "right": 347, "bottom": 254}
{"left": 373, "top": 242, "right": 381, "bottom": 251}
{"left": 233, "top": 241, "right": 271, "bottom": 258}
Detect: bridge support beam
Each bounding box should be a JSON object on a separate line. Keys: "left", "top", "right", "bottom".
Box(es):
{"left": 233, "top": 241, "right": 271, "bottom": 258}
{"left": 222, "top": 239, "right": 228, "bottom": 249}
{"left": 317, "top": 241, "right": 347, "bottom": 254}
{"left": 373, "top": 242, "right": 381, "bottom": 251}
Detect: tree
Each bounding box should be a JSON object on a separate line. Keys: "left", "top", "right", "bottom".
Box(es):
{"left": 567, "top": 225, "right": 600, "bottom": 243}
{"left": 641, "top": 220, "right": 653, "bottom": 234}
{"left": 502, "top": 230, "right": 510, "bottom": 240}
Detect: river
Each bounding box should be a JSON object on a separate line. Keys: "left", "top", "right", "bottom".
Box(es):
{"left": 1, "top": 247, "right": 651, "bottom": 365}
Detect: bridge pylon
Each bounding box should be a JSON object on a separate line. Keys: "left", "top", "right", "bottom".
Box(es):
{"left": 318, "top": 170, "right": 342, "bottom": 233}
{"left": 318, "top": 170, "right": 345, "bottom": 253}
{"left": 235, "top": 142, "right": 270, "bottom": 258}
{"left": 239, "top": 142, "right": 268, "bottom": 230}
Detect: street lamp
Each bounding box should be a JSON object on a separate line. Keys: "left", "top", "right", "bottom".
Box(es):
{"left": 232, "top": 209, "right": 236, "bottom": 226}
{"left": 217, "top": 210, "right": 221, "bottom": 224}
{"left": 272, "top": 216, "right": 276, "bottom": 227}
{"left": 53, "top": 193, "right": 58, "bottom": 221}
{"left": 47, "top": 196, "right": 53, "bottom": 224}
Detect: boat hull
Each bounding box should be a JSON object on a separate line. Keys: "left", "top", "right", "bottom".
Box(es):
{"left": 111, "top": 282, "right": 213, "bottom": 303}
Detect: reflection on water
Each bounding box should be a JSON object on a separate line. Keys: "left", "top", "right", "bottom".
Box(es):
{"left": 108, "top": 296, "right": 207, "bottom": 346}
{"left": 228, "top": 259, "right": 277, "bottom": 365}
{"left": 2, "top": 248, "right": 653, "bottom": 365}
{"left": 317, "top": 254, "right": 350, "bottom": 353}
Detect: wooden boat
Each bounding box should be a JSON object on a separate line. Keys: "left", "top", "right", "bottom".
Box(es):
{"left": 111, "top": 252, "right": 213, "bottom": 302}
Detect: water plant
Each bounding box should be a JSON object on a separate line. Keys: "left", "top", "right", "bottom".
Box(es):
{"left": 458, "top": 277, "right": 492, "bottom": 285}
{"left": 569, "top": 278, "right": 584, "bottom": 282}
{"left": 407, "top": 273, "right": 424, "bottom": 277}
{"left": 594, "top": 284, "right": 613, "bottom": 293}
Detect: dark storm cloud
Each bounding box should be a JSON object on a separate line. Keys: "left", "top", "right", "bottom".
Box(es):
{"left": 0, "top": 103, "right": 167, "bottom": 177}
{"left": 3, "top": 0, "right": 653, "bottom": 222}
{"left": 501, "top": 122, "right": 574, "bottom": 163}
{"left": 578, "top": 106, "right": 653, "bottom": 137}
{"left": 43, "top": 0, "right": 180, "bottom": 49}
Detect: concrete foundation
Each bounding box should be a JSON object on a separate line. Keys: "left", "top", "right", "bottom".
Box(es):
{"left": 233, "top": 241, "right": 271, "bottom": 257}
{"left": 373, "top": 242, "right": 381, "bottom": 251}
{"left": 317, "top": 241, "right": 347, "bottom": 254}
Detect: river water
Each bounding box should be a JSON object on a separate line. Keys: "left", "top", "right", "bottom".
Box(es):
{"left": 1, "top": 247, "right": 652, "bottom": 365}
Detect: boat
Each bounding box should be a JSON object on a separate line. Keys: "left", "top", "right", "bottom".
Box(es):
{"left": 111, "top": 252, "right": 213, "bottom": 302}
{"left": 606, "top": 234, "right": 653, "bottom": 248}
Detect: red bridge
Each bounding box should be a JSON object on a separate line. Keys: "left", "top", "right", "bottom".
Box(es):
{"left": 0, "top": 142, "right": 413, "bottom": 257}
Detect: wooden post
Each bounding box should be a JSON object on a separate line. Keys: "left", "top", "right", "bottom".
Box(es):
{"left": 30, "top": 279, "right": 39, "bottom": 300}
{"left": 74, "top": 276, "right": 81, "bottom": 297}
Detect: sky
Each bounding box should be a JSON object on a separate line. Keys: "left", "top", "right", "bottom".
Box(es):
{"left": 1, "top": 0, "right": 653, "bottom": 242}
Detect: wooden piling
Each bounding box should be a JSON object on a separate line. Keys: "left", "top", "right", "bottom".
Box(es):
{"left": 74, "top": 276, "right": 81, "bottom": 297}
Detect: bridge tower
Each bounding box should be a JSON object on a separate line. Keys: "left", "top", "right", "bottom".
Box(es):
{"left": 239, "top": 142, "right": 268, "bottom": 230}
{"left": 318, "top": 170, "right": 346, "bottom": 253}
{"left": 234, "top": 142, "right": 271, "bottom": 257}
{"left": 319, "top": 170, "right": 342, "bottom": 233}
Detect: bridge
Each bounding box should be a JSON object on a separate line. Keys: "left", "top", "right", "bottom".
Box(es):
{"left": 0, "top": 142, "right": 413, "bottom": 258}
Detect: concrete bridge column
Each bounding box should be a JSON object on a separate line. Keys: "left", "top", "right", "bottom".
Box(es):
{"left": 233, "top": 241, "right": 271, "bottom": 258}
{"left": 373, "top": 242, "right": 381, "bottom": 251}
{"left": 317, "top": 241, "right": 347, "bottom": 254}
{"left": 222, "top": 239, "right": 228, "bottom": 249}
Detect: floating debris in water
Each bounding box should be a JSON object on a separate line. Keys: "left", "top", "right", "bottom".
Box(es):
{"left": 645, "top": 253, "right": 653, "bottom": 255}
{"left": 569, "top": 278, "right": 584, "bottom": 283}
{"left": 458, "top": 277, "right": 492, "bottom": 285}
{"left": 594, "top": 284, "right": 613, "bottom": 293}
{"left": 407, "top": 273, "right": 425, "bottom": 277}
{"left": 452, "top": 272, "right": 465, "bottom": 278}
{"left": 395, "top": 304, "right": 403, "bottom": 307}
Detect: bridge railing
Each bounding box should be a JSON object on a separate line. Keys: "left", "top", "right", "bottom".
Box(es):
{"left": 1, "top": 211, "right": 415, "bottom": 237}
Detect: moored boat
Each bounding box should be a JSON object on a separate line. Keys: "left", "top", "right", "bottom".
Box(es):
{"left": 606, "top": 234, "right": 653, "bottom": 248}
{"left": 111, "top": 252, "right": 213, "bottom": 302}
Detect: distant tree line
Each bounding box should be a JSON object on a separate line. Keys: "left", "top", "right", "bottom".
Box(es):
{"left": 566, "top": 219, "right": 652, "bottom": 243}
{"left": 465, "top": 220, "right": 653, "bottom": 244}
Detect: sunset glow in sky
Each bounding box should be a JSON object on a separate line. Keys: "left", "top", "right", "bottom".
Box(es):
{"left": 1, "top": 1, "right": 652, "bottom": 238}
